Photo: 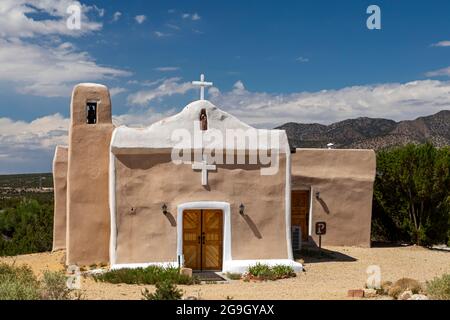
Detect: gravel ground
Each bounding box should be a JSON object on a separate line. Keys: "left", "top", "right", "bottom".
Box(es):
{"left": 1, "top": 245, "right": 449, "bottom": 300}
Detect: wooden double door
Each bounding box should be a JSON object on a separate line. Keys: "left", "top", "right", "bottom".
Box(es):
{"left": 183, "top": 209, "right": 223, "bottom": 271}
{"left": 291, "top": 190, "right": 310, "bottom": 241}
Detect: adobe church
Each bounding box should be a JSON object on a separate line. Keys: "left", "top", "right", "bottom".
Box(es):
{"left": 53, "top": 76, "right": 376, "bottom": 272}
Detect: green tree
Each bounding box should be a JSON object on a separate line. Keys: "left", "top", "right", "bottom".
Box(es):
{"left": 0, "top": 199, "right": 53, "bottom": 256}
{"left": 373, "top": 143, "right": 450, "bottom": 245}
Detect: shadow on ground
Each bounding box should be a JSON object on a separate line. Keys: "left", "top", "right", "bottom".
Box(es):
{"left": 294, "top": 245, "right": 357, "bottom": 264}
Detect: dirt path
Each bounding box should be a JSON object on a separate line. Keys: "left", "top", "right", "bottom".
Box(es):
{"left": 1, "top": 245, "right": 448, "bottom": 300}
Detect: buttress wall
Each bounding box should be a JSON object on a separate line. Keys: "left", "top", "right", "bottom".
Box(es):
{"left": 52, "top": 146, "right": 68, "bottom": 251}
{"left": 66, "top": 84, "right": 114, "bottom": 266}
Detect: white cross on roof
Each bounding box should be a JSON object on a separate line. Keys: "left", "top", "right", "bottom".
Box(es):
{"left": 192, "top": 74, "right": 213, "bottom": 100}
{"left": 192, "top": 155, "right": 216, "bottom": 186}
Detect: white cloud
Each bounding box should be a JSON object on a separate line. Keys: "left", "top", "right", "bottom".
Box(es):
{"left": 232, "top": 80, "right": 245, "bottom": 91}
{"left": 426, "top": 67, "right": 450, "bottom": 77}
{"left": 296, "top": 56, "right": 309, "bottom": 63}
{"left": 154, "top": 67, "right": 180, "bottom": 72}
{"left": 135, "top": 15, "right": 147, "bottom": 24}
{"left": 154, "top": 31, "right": 171, "bottom": 38}
{"left": 0, "top": 114, "right": 68, "bottom": 146}
{"left": 0, "top": 0, "right": 102, "bottom": 38}
{"left": 112, "top": 11, "right": 122, "bottom": 22}
{"left": 0, "top": 113, "right": 69, "bottom": 173}
{"left": 127, "top": 77, "right": 195, "bottom": 106}
{"left": 0, "top": 1, "right": 130, "bottom": 97}
{"left": 110, "top": 87, "right": 127, "bottom": 96}
{"left": 432, "top": 40, "right": 450, "bottom": 47}
{"left": 182, "top": 13, "right": 201, "bottom": 21}
{"left": 113, "top": 108, "right": 176, "bottom": 128}
{"left": 127, "top": 78, "right": 167, "bottom": 87}
{"left": 208, "top": 79, "right": 450, "bottom": 127}
{"left": 141, "top": 79, "right": 167, "bottom": 87}
{"left": 0, "top": 39, "right": 131, "bottom": 97}
{"left": 166, "top": 23, "right": 180, "bottom": 30}
{"left": 192, "top": 29, "right": 204, "bottom": 35}
{"left": 93, "top": 5, "right": 105, "bottom": 17}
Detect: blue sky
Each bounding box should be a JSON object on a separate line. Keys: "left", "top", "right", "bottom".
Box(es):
{"left": 0, "top": 0, "right": 450, "bottom": 173}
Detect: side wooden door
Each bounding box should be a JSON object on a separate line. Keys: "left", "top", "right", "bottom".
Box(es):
{"left": 291, "top": 190, "right": 310, "bottom": 241}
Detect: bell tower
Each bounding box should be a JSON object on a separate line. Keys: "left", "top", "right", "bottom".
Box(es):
{"left": 66, "top": 83, "right": 114, "bottom": 266}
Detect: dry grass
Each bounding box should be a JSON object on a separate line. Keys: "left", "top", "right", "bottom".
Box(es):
{"left": 426, "top": 274, "right": 450, "bottom": 300}
{"left": 386, "top": 278, "right": 424, "bottom": 299}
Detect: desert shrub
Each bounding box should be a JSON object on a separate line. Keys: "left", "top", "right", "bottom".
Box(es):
{"left": 272, "top": 265, "right": 296, "bottom": 279}
{"left": 372, "top": 144, "right": 450, "bottom": 245}
{"left": 248, "top": 263, "right": 275, "bottom": 281}
{"left": 0, "top": 263, "right": 40, "bottom": 300}
{"left": 394, "top": 278, "right": 422, "bottom": 294}
{"left": 94, "top": 265, "right": 200, "bottom": 285}
{"left": 0, "top": 263, "right": 75, "bottom": 300}
{"left": 141, "top": 280, "right": 183, "bottom": 300}
{"left": 247, "top": 263, "right": 296, "bottom": 281}
{"left": 40, "top": 271, "right": 72, "bottom": 300}
{"left": 0, "top": 199, "right": 53, "bottom": 256}
{"left": 426, "top": 274, "right": 450, "bottom": 300}
{"left": 225, "top": 272, "right": 242, "bottom": 280}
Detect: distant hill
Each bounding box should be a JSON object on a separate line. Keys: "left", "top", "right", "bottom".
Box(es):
{"left": 277, "top": 110, "right": 450, "bottom": 150}
{"left": 0, "top": 173, "right": 53, "bottom": 189}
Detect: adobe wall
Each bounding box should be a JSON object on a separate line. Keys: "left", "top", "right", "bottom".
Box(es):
{"left": 66, "top": 84, "right": 114, "bottom": 266}
{"left": 52, "top": 146, "right": 68, "bottom": 251}
{"left": 291, "top": 149, "right": 376, "bottom": 247}
{"left": 112, "top": 152, "right": 288, "bottom": 264}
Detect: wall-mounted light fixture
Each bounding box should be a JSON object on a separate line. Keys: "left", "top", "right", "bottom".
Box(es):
{"left": 315, "top": 191, "right": 321, "bottom": 200}
{"left": 239, "top": 203, "right": 245, "bottom": 215}
{"left": 162, "top": 203, "right": 168, "bottom": 215}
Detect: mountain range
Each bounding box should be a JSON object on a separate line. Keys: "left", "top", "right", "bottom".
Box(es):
{"left": 277, "top": 110, "right": 450, "bottom": 150}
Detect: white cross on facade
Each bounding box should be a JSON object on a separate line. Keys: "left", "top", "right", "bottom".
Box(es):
{"left": 192, "top": 155, "right": 216, "bottom": 186}
{"left": 192, "top": 74, "right": 213, "bottom": 100}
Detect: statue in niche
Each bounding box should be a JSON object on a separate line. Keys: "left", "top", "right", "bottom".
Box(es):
{"left": 199, "top": 109, "right": 208, "bottom": 131}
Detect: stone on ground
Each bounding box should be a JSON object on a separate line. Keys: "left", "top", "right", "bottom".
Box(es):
{"left": 408, "top": 294, "right": 429, "bottom": 300}
{"left": 398, "top": 290, "right": 413, "bottom": 300}
{"left": 363, "top": 288, "right": 377, "bottom": 298}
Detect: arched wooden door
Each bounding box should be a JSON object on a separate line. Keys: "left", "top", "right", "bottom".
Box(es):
{"left": 183, "top": 209, "right": 223, "bottom": 271}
